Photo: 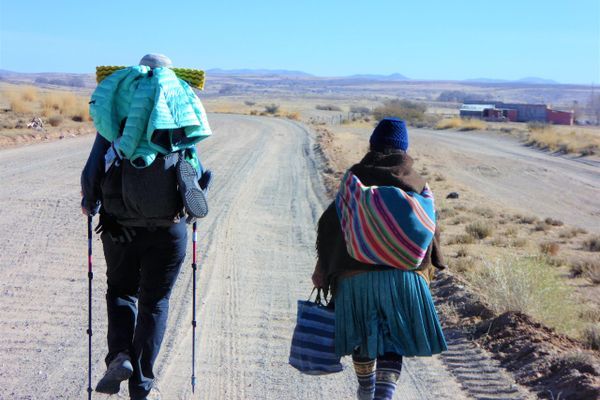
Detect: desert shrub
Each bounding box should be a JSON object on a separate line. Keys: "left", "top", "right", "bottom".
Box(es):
{"left": 447, "top": 233, "right": 476, "bottom": 245}
{"left": 534, "top": 221, "right": 550, "bottom": 232}
{"left": 456, "top": 246, "right": 469, "bottom": 258}
{"left": 505, "top": 226, "right": 518, "bottom": 237}
{"left": 581, "top": 325, "right": 600, "bottom": 350}
{"left": 43, "top": 91, "right": 77, "bottom": 113}
{"left": 21, "top": 86, "right": 38, "bottom": 102}
{"left": 434, "top": 173, "right": 446, "bottom": 182}
{"left": 249, "top": 110, "right": 258, "bottom": 115}
{"left": 286, "top": 112, "right": 300, "bottom": 121}
{"left": 264, "top": 104, "right": 279, "bottom": 114}
{"left": 450, "top": 215, "right": 468, "bottom": 225}
{"left": 583, "top": 236, "right": 600, "bottom": 252}
{"left": 458, "top": 118, "right": 486, "bottom": 131}
{"left": 466, "top": 220, "right": 494, "bottom": 239}
{"left": 244, "top": 100, "right": 256, "bottom": 106}
{"left": 453, "top": 257, "right": 477, "bottom": 273}
{"left": 435, "top": 118, "right": 462, "bottom": 130}
{"left": 539, "top": 242, "right": 560, "bottom": 256}
{"left": 7, "top": 92, "right": 32, "bottom": 113}
{"left": 316, "top": 104, "right": 342, "bottom": 111}
{"left": 350, "top": 106, "right": 371, "bottom": 114}
{"left": 437, "top": 208, "right": 457, "bottom": 219}
{"left": 372, "top": 99, "right": 426, "bottom": 125}
{"left": 569, "top": 258, "right": 600, "bottom": 284}
{"left": 468, "top": 257, "right": 579, "bottom": 334}
{"left": 48, "top": 115, "right": 63, "bottom": 127}
{"left": 516, "top": 214, "right": 538, "bottom": 224}
{"left": 512, "top": 238, "right": 529, "bottom": 248}
{"left": 527, "top": 121, "right": 549, "bottom": 131}
{"left": 544, "top": 217, "right": 564, "bottom": 226}
{"left": 472, "top": 206, "right": 495, "bottom": 218}
{"left": 580, "top": 307, "right": 600, "bottom": 323}
{"left": 436, "top": 117, "right": 485, "bottom": 131}
{"left": 70, "top": 101, "right": 90, "bottom": 122}
{"left": 559, "top": 227, "right": 585, "bottom": 239}
{"left": 60, "top": 92, "right": 77, "bottom": 111}
{"left": 491, "top": 237, "right": 509, "bottom": 247}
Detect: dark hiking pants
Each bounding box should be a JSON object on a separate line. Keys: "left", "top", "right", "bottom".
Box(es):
{"left": 101, "top": 220, "right": 187, "bottom": 399}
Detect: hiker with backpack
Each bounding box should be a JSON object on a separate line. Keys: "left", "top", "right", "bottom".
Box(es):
{"left": 312, "top": 118, "right": 447, "bottom": 400}
{"left": 81, "top": 54, "right": 212, "bottom": 400}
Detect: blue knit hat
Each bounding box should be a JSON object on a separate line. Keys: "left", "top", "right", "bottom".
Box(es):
{"left": 369, "top": 117, "right": 408, "bottom": 151}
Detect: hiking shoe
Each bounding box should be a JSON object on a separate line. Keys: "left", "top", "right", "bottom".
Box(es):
{"left": 95, "top": 352, "right": 133, "bottom": 394}
{"left": 177, "top": 158, "right": 208, "bottom": 219}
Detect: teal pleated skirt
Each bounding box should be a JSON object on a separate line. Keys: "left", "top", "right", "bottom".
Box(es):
{"left": 334, "top": 269, "right": 447, "bottom": 359}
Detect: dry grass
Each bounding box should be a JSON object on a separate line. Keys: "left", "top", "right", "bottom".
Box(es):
{"left": 516, "top": 214, "right": 538, "bottom": 224}
{"left": 569, "top": 258, "right": 600, "bottom": 284}
{"left": 582, "top": 236, "right": 600, "bottom": 252}
{"left": 6, "top": 93, "right": 33, "bottom": 113}
{"left": 453, "top": 256, "right": 477, "bottom": 273}
{"left": 20, "top": 86, "right": 38, "bottom": 102}
{"left": 467, "top": 257, "right": 582, "bottom": 335}
{"left": 471, "top": 206, "right": 495, "bottom": 218}
{"left": 48, "top": 115, "right": 63, "bottom": 127}
{"left": 466, "top": 220, "right": 494, "bottom": 239}
{"left": 526, "top": 126, "right": 600, "bottom": 156}
{"left": 456, "top": 246, "right": 469, "bottom": 258}
{"left": 559, "top": 227, "right": 587, "bottom": 239}
{"left": 285, "top": 112, "right": 300, "bottom": 121}
{"left": 447, "top": 233, "right": 476, "bottom": 245}
{"left": 435, "top": 117, "right": 463, "bottom": 130}
{"left": 540, "top": 242, "right": 560, "bottom": 256}
{"left": 70, "top": 102, "right": 91, "bottom": 122}
{"left": 544, "top": 217, "right": 564, "bottom": 227}
{"left": 435, "top": 117, "right": 486, "bottom": 131}
{"left": 581, "top": 325, "right": 600, "bottom": 350}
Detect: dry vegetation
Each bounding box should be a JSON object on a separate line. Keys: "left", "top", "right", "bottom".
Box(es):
{"left": 0, "top": 83, "right": 94, "bottom": 147}
{"left": 435, "top": 117, "right": 487, "bottom": 131}
{"left": 309, "top": 109, "right": 600, "bottom": 350}
{"left": 526, "top": 122, "right": 600, "bottom": 156}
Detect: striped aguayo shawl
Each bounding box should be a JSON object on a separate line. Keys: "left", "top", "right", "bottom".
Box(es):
{"left": 335, "top": 170, "right": 436, "bottom": 271}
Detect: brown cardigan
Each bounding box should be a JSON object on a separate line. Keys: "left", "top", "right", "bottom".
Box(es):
{"left": 315, "top": 150, "right": 446, "bottom": 295}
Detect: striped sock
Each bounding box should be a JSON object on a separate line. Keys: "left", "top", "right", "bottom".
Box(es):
{"left": 352, "top": 352, "right": 376, "bottom": 400}
{"left": 374, "top": 353, "right": 403, "bottom": 400}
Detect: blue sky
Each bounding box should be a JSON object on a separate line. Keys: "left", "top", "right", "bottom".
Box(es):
{"left": 1, "top": 0, "right": 598, "bottom": 84}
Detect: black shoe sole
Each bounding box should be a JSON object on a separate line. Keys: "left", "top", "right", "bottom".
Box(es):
{"left": 177, "top": 159, "right": 208, "bottom": 218}
{"left": 95, "top": 363, "right": 133, "bottom": 394}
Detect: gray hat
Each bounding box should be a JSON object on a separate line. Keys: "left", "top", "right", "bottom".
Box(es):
{"left": 139, "top": 53, "right": 173, "bottom": 68}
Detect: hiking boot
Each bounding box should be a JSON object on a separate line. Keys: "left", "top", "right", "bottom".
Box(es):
{"left": 95, "top": 352, "right": 133, "bottom": 394}
{"left": 177, "top": 158, "right": 208, "bottom": 219}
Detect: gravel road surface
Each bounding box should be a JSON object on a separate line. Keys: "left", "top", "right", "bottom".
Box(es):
{"left": 0, "top": 115, "right": 530, "bottom": 399}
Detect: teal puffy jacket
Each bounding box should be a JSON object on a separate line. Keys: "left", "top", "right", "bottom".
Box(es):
{"left": 90, "top": 65, "right": 211, "bottom": 168}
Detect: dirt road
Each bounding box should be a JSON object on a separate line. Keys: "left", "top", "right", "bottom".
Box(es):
{"left": 0, "top": 115, "right": 528, "bottom": 399}
{"left": 410, "top": 128, "right": 600, "bottom": 233}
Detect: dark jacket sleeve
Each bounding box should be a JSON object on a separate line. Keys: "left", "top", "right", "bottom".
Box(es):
{"left": 81, "top": 133, "right": 110, "bottom": 215}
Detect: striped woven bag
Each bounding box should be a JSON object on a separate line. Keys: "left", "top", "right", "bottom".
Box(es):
{"left": 289, "top": 289, "right": 343, "bottom": 375}
{"left": 335, "top": 171, "right": 436, "bottom": 270}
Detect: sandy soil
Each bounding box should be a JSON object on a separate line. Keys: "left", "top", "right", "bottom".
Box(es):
{"left": 0, "top": 114, "right": 523, "bottom": 399}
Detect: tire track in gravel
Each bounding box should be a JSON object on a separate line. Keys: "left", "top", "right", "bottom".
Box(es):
{"left": 0, "top": 114, "right": 530, "bottom": 399}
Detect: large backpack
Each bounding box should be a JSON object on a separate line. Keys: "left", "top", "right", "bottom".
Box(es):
{"left": 101, "top": 146, "right": 184, "bottom": 228}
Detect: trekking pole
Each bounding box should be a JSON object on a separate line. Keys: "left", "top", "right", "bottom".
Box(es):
{"left": 191, "top": 221, "right": 198, "bottom": 393}
{"left": 87, "top": 215, "right": 93, "bottom": 400}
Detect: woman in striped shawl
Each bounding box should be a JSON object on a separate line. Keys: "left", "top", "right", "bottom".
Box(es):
{"left": 312, "top": 118, "right": 447, "bottom": 400}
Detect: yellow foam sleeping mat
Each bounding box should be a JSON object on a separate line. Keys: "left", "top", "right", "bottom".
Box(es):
{"left": 96, "top": 65, "right": 205, "bottom": 90}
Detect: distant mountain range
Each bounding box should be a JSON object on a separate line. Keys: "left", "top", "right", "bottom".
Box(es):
{"left": 0, "top": 67, "right": 561, "bottom": 86}
{"left": 206, "top": 68, "right": 314, "bottom": 77}
{"left": 464, "top": 76, "right": 559, "bottom": 85}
